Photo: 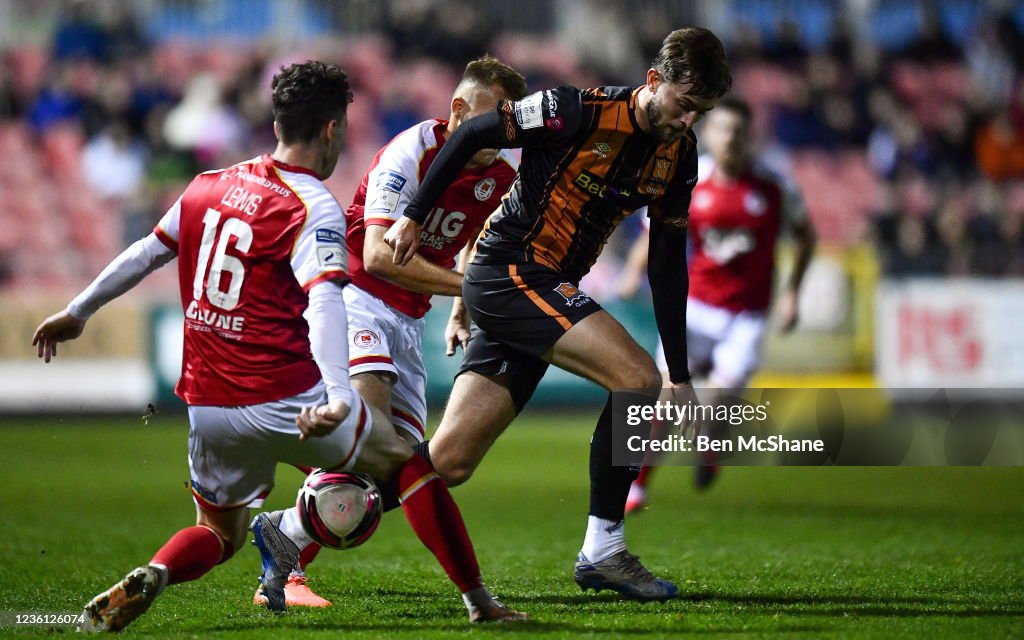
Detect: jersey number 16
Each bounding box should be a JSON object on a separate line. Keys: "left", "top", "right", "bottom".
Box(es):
{"left": 193, "top": 208, "right": 253, "bottom": 311}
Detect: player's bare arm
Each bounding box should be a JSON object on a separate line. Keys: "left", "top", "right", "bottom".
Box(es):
{"left": 365, "top": 225, "right": 462, "bottom": 295}
{"left": 445, "top": 238, "right": 478, "bottom": 355}
{"left": 778, "top": 220, "right": 817, "bottom": 334}
{"left": 386, "top": 110, "right": 508, "bottom": 266}
{"left": 33, "top": 233, "right": 175, "bottom": 362}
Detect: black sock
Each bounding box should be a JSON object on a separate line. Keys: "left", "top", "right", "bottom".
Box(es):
{"left": 381, "top": 441, "right": 433, "bottom": 513}
{"left": 589, "top": 394, "right": 639, "bottom": 521}
{"left": 412, "top": 440, "right": 433, "bottom": 468}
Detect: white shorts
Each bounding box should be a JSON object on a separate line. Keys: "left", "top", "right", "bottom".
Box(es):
{"left": 656, "top": 297, "right": 767, "bottom": 390}
{"left": 187, "top": 382, "right": 373, "bottom": 511}
{"left": 344, "top": 285, "right": 427, "bottom": 442}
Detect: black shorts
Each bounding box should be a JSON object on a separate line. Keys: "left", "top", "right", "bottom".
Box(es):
{"left": 457, "top": 262, "right": 603, "bottom": 411}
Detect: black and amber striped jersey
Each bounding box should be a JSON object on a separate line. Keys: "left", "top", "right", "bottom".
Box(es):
{"left": 403, "top": 86, "right": 699, "bottom": 282}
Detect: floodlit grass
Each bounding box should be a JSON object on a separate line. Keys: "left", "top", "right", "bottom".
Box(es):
{"left": 0, "top": 411, "right": 1021, "bottom": 638}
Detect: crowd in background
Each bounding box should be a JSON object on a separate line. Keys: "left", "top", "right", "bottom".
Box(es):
{"left": 0, "top": 0, "right": 1022, "bottom": 290}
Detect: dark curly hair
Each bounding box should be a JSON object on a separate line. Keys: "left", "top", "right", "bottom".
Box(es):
{"left": 652, "top": 27, "right": 732, "bottom": 100}
{"left": 271, "top": 61, "right": 354, "bottom": 144}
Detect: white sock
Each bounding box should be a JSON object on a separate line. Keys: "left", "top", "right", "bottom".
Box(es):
{"left": 580, "top": 516, "right": 626, "bottom": 562}
{"left": 462, "top": 586, "right": 492, "bottom": 610}
{"left": 279, "top": 507, "right": 314, "bottom": 550}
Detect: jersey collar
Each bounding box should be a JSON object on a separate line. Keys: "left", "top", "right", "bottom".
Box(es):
{"left": 264, "top": 154, "right": 322, "bottom": 179}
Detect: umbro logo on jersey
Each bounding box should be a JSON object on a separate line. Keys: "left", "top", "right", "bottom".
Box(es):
{"left": 474, "top": 178, "right": 496, "bottom": 201}
{"left": 593, "top": 142, "right": 611, "bottom": 158}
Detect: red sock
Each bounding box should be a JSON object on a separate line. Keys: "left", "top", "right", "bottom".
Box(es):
{"left": 298, "top": 542, "right": 321, "bottom": 571}
{"left": 389, "top": 455, "right": 482, "bottom": 593}
{"left": 635, "top": 464, "right": 654, "bottom": 487}
{"left": 150, "top": 526, "right": 225, "bottom": 585}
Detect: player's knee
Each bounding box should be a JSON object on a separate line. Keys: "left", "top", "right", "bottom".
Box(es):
{"left": 430, "top": 448, "right": 476, "bottom": 487}
{"left": 617, "top": 360, "right": 662, "bottom": 391}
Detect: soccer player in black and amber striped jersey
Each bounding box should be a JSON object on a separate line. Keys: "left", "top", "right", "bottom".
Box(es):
{"left": 386, "top": 28, "right": 731, "bottom": 601}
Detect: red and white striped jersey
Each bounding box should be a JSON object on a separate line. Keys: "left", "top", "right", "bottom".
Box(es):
{"left": 345, "top": 119, "right": 518, "bottom": 318}
{"left": 155, "top": 154, "right": 349, "bottom": 406}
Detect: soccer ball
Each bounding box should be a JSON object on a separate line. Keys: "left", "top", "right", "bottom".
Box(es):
{"left": 296, "top": 470, "right": 383, "bottom": 550}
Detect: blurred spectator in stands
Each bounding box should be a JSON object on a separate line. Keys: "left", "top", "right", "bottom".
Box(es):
{"left": 966, "top": 13, "right": 1017, "bottom": 109}
{"left": 993, "top": 3, "right": 1024, "bottom": 72}
{"left": 936, "top": 198, "right": 971, "bottom": 275}
{"left": 967, "top": 181, "right": 1011, "bottom": 275}
{"left": 888, "top": 215, "right": 948, "bottom": 276}
{"left": 431, "top": 0, "right": 497, "bottom": 68}
{"left": 764, "top": 18, "right": 808, "bottom": 67}
{"left": 868, "top": 107, "right": 935, "bottom": 179}
{"left": 726, "top": 22, "right": 765, "bottom": 66}
{"left": 930, "top": 101, "right": 977, "bottom": 183}
{"left": 0, "top": 56, "right": 22, "bottom": 120}
{"left": 556, "top": 0, "right": 645, "bottom": 84}
{"left": 163, "top": 73, "right": 245, "bottom": 170}
{"left": 975, "top": 109, "right": 1024, "bottom": 182}
{"left": 104, "top": 5, "right": 151, "bottom": 62}
{"left": 385, "top": 0, "right": 496, "bottom": 68}
{"left": 898, "top": 2, "right": 960, "bottom": 63}
{"left": 81, "top": 120, "right": 147, "bottom": 202}
{"left": 27, "top": 64, "right": 85, "bottom": 133}
{"left": 52, "top": 0, "right": 108, "bottom": 62}
{"left": 384, "top": 0, "right": 435, "bottom": 61}
{"left": 772, "top": 78, "right": 837, "bottom": 150}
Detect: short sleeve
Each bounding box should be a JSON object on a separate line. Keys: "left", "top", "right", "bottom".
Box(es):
{"left": 363, "top": 137, "right": 422, "bottom": 226}
{"left": 291, "top": 198, "right": 349, "bottom": 291}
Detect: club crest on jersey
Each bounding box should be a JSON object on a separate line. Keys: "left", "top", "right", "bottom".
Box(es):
{"left": 353, "top": 330, "right": 380, "bottom": 349}
{"left": 474, "top": 178, "right": 496, "bottom": 201}
{"left": 554, "top": 282, "right": 591, "bottom": 307}
{"left": 744, "top": 191, "right": 767, "bottom": 216}
{"left": 593, "top": 142, "right": 611, "bottom": 158}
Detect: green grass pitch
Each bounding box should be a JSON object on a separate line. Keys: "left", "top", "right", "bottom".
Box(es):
{"left": 0, "top": 411, "right": 1022, "bottom": 638}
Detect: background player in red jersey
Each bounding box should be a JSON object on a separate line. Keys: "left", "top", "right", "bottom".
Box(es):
{"left": 385, "top": 28, "right": 731, "bottom": 601}
{"left": 620, "top": 95, "right": 817, "bottom": 509}
{"left": 255, "top": 55, "right": 527, "bottom": 608}
{"left": 32, "top": 61, "right": 522, "bottom": 632}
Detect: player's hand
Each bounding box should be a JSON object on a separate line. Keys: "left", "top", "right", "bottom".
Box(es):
{"left": 662, "top": 382, "right": 701, "bottom": 439}
{"left": 384, "top": 217, "right": 423, "bottom": 266}
{"left": 445, "top": 306, "right": 471, "bottom": 356}
{"left": 777, "top": 289, "right": 799, "bottom": 335}
{"left": 296, "top": 400, "right": 351, "bottom": 441}
{"left": 32, "top": 310, "right": 86, "bottom": 363}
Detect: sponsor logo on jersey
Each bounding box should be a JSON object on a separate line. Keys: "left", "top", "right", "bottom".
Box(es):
{"left": 593, "top": 142, "right": 611, "bottom": 158}
{"left": 377, "top": 171, "right": 408, "bottom": 193}
{"left": 554, "top": 282, "right": 592, "bottom": 307}
{"left": 545, "top": 90, "right": 558, "bottom": 115}
{"left": 573, "top": 170, "right": 631, "bottom": 200}
{"left": 316, "top": 229, "right": 346, "bottom": 269}
{"left": 514, "top": 92, "right": 544, "bottom": 130}
{"left": 545, "top": 117, "right": 564, "bottom": 130}
{"left": 353, "top": 330, "right": 381, "bottom": 349}
{"left": 474, "top": 178, "right": 496, "bottom": 201}
{"left": 367, "top": 189, "right": 400, "bottom": 216}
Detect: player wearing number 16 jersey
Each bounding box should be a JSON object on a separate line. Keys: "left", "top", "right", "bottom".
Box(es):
{"left": 253, "top": 55, "right": 527, "bottom": 609}
{"left": 32, "top": 61, "right": 522, "bottom": 632}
